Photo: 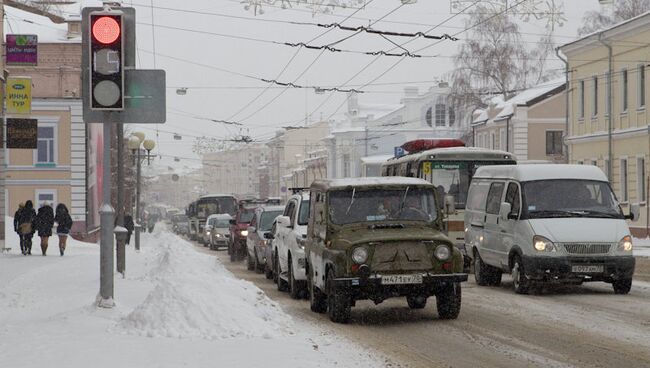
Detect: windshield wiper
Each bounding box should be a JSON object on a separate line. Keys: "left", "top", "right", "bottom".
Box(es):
{"left": 369, "top": 223, "right": 405, "bottom": 229}
{"left": 568, "top": 210, "right": 621, "bottom": 219}
{"left": 528, "top": 210, "right": 581, "bottom": 218}
{"left": 397, "top": 186, "right": 410, "bottom": 215}
{"left": 345, "top": 188, "right": 356, "bottom": 215}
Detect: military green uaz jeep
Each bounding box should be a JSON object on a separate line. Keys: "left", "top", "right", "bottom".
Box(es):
{"left": 305, "top": 177, "right": 468, "bottom": 323}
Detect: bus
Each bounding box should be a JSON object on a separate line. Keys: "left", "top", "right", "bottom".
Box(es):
{"left": 186, "top": 194, "right": 238, "bottom": 241}
{"left": 381, "top": 139, "right": 516, "bottom": 268}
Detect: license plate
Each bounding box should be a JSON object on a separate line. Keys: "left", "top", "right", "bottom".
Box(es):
{"left": 571, "top": 265, "right": 604, "bottom": 273}
{"left": 381, "top": 274, "right": 423, "bottom": 285}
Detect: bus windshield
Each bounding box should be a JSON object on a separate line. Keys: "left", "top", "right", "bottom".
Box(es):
{"left": 197, "top": 197, "right": 237, "bottom": 217}
{"left": 421, "top": 161, "right": 515, "bottom": 209}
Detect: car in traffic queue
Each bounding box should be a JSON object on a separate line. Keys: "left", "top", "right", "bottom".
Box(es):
{"left": 208, "top": 214, "right": 232, "bottom": 251}
{"left": 305, "top": 177, "right": 468, "bottom": 323}
{"left": 465, "top": 164, "right": 639, "bottom": 294}
{"left": 264, "top": 219, "right": 279, "bottom": 280}
{"left": 228, "top": 205, "right": 256, "bottom": 262}
{"left": 246, "top": 205, "right": 284, "bottom": 273}
{"left": 273, "top": 190, "right": 311, "bottom": 299}
{"left": 201, "top": 214, "right": 222, "bottom": 246}
{"left": 172, "top": 214, "right": 189, "bottom": 236}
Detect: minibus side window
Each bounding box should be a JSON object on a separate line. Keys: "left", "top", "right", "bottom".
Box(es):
{"left": 486, "top": 182, "right": 505, "bottom": 215}
{"left": 505, "top": 182, "right": 521, "bottom": 218}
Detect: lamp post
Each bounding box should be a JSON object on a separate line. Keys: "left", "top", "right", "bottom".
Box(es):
{"left": 128, "top": 133, "right": 156, "bottom": 251}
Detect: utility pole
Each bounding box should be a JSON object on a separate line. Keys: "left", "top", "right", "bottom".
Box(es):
{"left": 0, "top": 1, "right": 6, "bottom": 252}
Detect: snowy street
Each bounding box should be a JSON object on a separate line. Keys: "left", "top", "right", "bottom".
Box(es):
{"left": 0, "top": 225, "right": 386, "bottom": 368}
{"left": 190, "top": 233, "right": 650, "bottom": 368}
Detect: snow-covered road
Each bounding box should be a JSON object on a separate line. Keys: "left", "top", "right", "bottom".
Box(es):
{"left": 197, "top": 232, "right": 650, "bottom": 368}
{"left": 0, "top": 225, "right": 388, "bottom": 368}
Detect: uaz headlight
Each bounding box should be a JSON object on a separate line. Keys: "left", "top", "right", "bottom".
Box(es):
{"left": 352, "top": 247, "right": 368, "bottom": 264}
{"left": 434, "top": 244, "right": 451, "bottom": 261}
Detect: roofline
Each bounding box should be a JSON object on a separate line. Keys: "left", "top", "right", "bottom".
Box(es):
{"left": 560, "top": 11, "right": 650, "bottom": 55}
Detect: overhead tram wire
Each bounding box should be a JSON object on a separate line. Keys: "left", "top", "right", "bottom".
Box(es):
{"left": 233, "top": 0, "right": 406, "bottom": 124}
{"left": 224, "top": 0, "right": 379, "bottom": 122}
{"left": 297, "top": 0, "right": 483, "bottom": 128}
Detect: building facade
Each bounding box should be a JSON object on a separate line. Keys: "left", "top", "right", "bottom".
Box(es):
{"left": 560, "top": 12, "right": 650, "bottom": 236}
{"left": 3, "top": 5, "right": 88, "bottom": 238}
{"left": 326, "top": 83, "right": 470, "bottom": 179}
{"left": 202, "top": 144, "right": 269, "bottom": 198}
{"left": 471, "top": 80, "right": 567, "bottom": 162}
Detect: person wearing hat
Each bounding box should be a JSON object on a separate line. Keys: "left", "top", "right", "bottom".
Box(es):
{"left": 35, "top": 201, "right": 55, "bottom": 256}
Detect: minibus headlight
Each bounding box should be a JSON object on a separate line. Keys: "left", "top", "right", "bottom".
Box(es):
{"left": 618, "top": 235, "right": 633, "bottom": 252}
{"left": 533, "top": 235, "right": 556, "bottom": 252}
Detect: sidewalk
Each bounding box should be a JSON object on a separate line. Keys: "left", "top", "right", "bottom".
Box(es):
{"left": 0, "top": 223, "right": 383, "bottom": 368}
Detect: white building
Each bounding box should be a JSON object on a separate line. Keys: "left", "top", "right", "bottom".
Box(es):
{"left": 326, "top": 83, "right": 470, "bottom": 178}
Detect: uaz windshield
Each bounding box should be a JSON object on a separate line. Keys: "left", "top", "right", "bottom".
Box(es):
{"left": 329, "top": 187, "right": 437, "bottom": 225}
{"left": 522, "top": 179, "right": 623, "bottom": 219}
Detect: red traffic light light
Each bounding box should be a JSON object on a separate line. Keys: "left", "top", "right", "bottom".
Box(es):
{"left": 92, "top": 16, "right": 121, "bottom": 44}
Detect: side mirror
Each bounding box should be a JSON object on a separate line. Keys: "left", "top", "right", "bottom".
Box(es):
{"left": 444, "top": 194, "right": 456, "bottom": 215}
{"left": 264, "top": 232, "right": 274, "bottom": 240}
{"left": 627, "top": 203, "right": 641, "bottom": 222}
{"left": 277, "top": 216, "right": 291, "bottom": 228}
{"left": 229, "top": 219, "right": 236, "bottom": 225}
{"left": 499, "top": 202, "right": 512, "bottom": 221}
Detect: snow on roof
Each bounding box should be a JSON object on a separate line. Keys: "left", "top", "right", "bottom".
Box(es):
{"left": 474, "top": 164, "right": 608, "bottom": 182}
{"left": 4, "top": 5, "right": 78, "bottom": 43}
{"left": 474, "top": 79, "right": 565, "bottom": 123}
{"left": 314, "top": 177, "right": 432, "bottom": 189}
{"left": 207, "top": 213, "right": 233, "bottom": 220}
{"left": 361, "top": 154, "right": 393, "bottom": 164}
{"left": 200, "top": 194, "right": 236, "bottom": 199}
{"left": 561, "top": 11, "right": 650, "bottom": 51}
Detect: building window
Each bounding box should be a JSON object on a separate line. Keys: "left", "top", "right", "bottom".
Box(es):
{"left": 604, "top": 158, "right": 610, "bottom": 179}
{"left": 637, "top": 157, "right": 646, "bottom": 202}
{"left": 579, "top": 80, "right": 585, "bottom": 119}
{"left": 622, "top": 69, "right": 628, "bottom": 112}
{"left": 425, "top": 107, "right": 432, "bottom": 127}
{"left": 35, "top": 189, "right": 57, "bottom": 209}
{"left": 435, "top": 104, "right": 446, "bottom": 127}
{"left": 342, "top": 154, "right": 350, "bottom": 178}
{"left": 591, "top": 160, "right": 598, "bottom": 166}
{"left": 621, "top": 158, "right": 628, "bottom": 202}
{"left": 36, "top": 125, "right": 56, "bottom": 165}
{"left": 490, "top": 132, "right": 496, "bottom": 149}
{"left": 545, "top": 131, "right": 563, "bottom": 155}
{"left": 448, "top": 107, "right": 455, "bottom": 126}
{"left": 638, "top": 65, "right": 646, "bottom": 109}
{"left": 592, "top": 76, "right": 598, "bottom": 116}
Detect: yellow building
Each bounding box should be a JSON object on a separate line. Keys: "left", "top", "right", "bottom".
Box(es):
{"left": 560, "top": 12, "right": 650, "bottom": 236}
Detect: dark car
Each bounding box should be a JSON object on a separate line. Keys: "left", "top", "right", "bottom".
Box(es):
{"left": 246, "top": 206, "right": 284, "bottom": 273}
{"left": 229, "top": 206, "right": 256, "bottom": 262}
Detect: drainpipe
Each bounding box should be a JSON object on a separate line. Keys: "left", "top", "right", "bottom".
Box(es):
{"left": 555, "top": 47, "right": 569, "bottom": 163}
{"left": 598, "top": 32, "right": 614, "bottom": 182}
{"left": 506, "top": 117, "right": 511, "bottom": 152}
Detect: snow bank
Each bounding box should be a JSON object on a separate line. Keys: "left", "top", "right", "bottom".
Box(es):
{"left": 118, "top": 225, "right": 292, "bottom": 340}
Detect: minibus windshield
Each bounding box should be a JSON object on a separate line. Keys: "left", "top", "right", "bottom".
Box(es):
{"left": 522, "top": 179, "right": 624, "bottom": 219}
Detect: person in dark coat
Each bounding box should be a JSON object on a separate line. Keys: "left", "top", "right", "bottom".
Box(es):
{"left": 35, "top": 202, "right": 55, "bottom": 256}
{"left": 124, "top": 214, "right": 135, "bottom": 245}
{"left": 14, "top": 203, "right": 24, "bottom": 253}
{"left": 17, "top": 200, "right": 36, "bottom": 255}
{"left": 54, "top": 203, "right": 73, "bottom": 256}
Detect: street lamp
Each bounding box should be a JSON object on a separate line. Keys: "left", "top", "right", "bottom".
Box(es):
{"left": 128, "top": 132, "right": 155, "bottom": 251}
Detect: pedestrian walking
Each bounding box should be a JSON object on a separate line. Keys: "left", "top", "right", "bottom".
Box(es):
{"left": 124, "top": 214, "right": 134, "bottom": 245}
{"left": 35, "top": 202, "right": 55, "bottom": 256}
{"left": 14, "top": 203, "right": 24, "bottom": 253}
{"left": 17, "top": 200, "right": 36, "bottom": 255}
{"left": 54, "top": 204, "right": 73, "bottom": 256}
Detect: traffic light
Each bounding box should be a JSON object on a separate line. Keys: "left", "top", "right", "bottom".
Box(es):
{"left": 89, "top": 12, "right": 124, "bottom": 110}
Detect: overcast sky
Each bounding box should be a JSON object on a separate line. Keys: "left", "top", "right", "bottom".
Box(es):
{"left": 123, "top": 0, "right": 601, "bottom": 172}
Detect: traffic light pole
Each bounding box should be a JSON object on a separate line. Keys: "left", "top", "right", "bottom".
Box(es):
{"left": 98, "top": 122, "right": 115, "bottom": 308}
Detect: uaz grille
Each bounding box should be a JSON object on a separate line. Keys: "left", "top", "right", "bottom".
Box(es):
{"left": 563, "top": 243, "right": 611, "bottom": 255}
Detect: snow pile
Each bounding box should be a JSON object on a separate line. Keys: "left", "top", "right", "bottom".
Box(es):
{"left": 118, "top": 226, "right": 292, "bottom": 339}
